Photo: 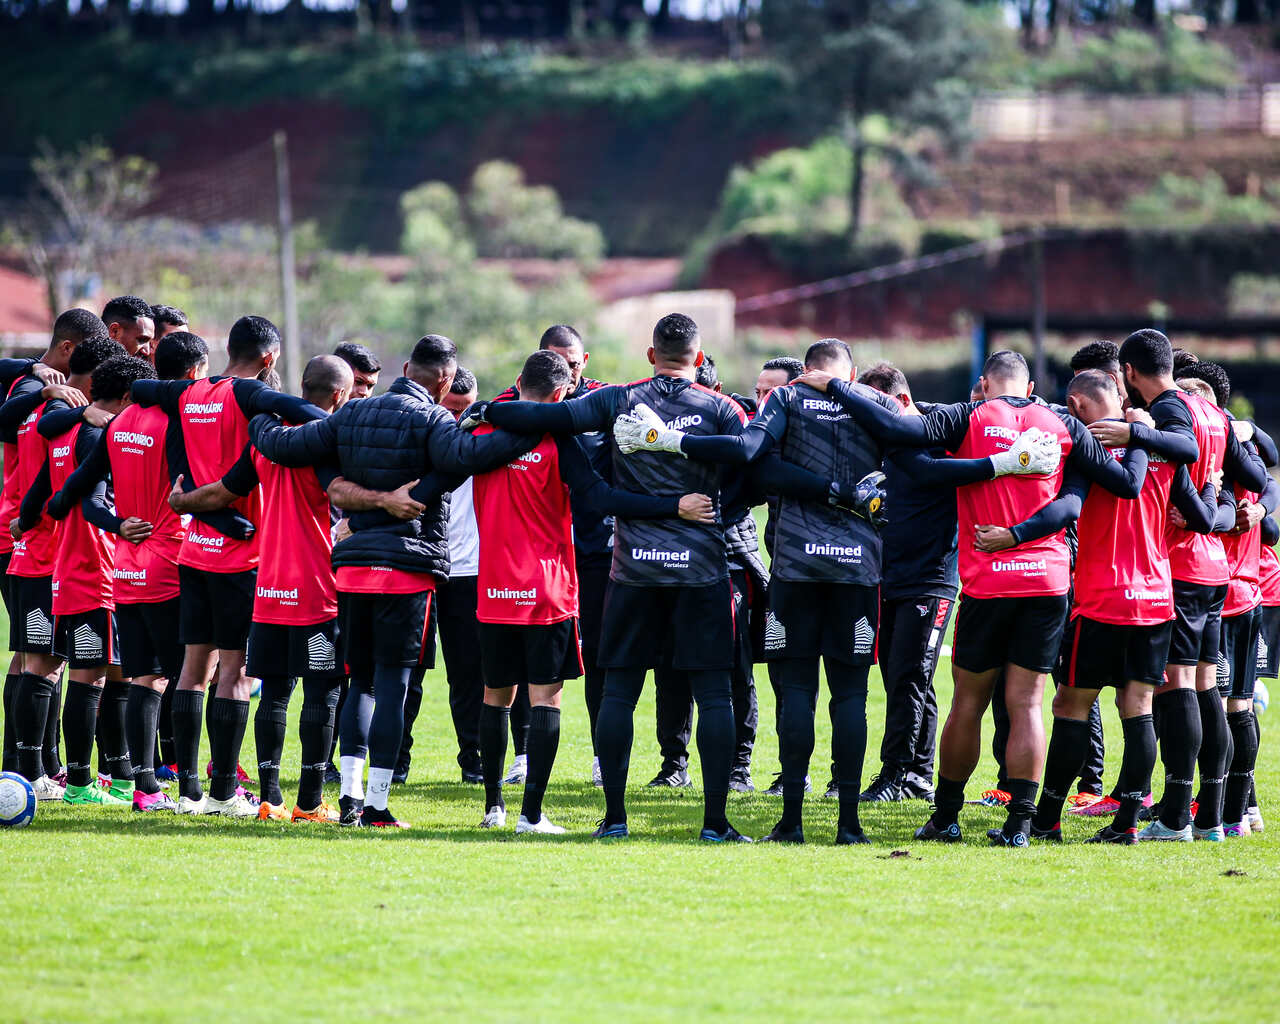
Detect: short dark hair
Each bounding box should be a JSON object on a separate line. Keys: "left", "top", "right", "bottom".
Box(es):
{"left": 982, "top": 349, "right": 1030, "bottom": 383}
{"left": 1118, "top": 329, "right": 1173, "bottom": 378}
{"left": 51, "top": 308, "right": 108, "bottom": 348}
{"left": 1172, "top": 348, "right": 1199, "bottom": 374}
{"left": 334, "top": 341, "right": 381, "bottom": 375}
{"left": 652, "top": 313, "right": 700, "bottom": 362}
{"left": 150, "top": 304, "right": 188, "bottom": 329}
{"left": 227, "top": 315, "right": 281, "bottom": 363}
{"left": 520, "top": 350, "right": 572, "bottom": 399}
{"left": 1069, "top": 340, "right": 1120, "bottom": 376}
{"left": 762, "top": 356, "right": 804, "bottom": 382}
{"left": 69, "top": 335, "right": 127, "bottom": 376}
{"left": 804, "top": 338, "right": 853, "bottom": 371}
{"left": 1179, "top": 361, "right": 1231, "bottom": 408}
{"left": 154, "top": 331, "right": 209, "bottom": 381}
{"left": 91, "top": 355, "right": 155, "bottom": 403}
{"left": 409, "top": 334, "right": 457, "bottom": 371}
{"left": 450, "top": 366, "right": 478, "bottom": 395}
{"left": 858, "top": 361, "right": 909, "bottom": 397}
{"left": 301, "top": 354, "right": 354, "bottom": 402}
{"left": 101, "top": 295, "right": 152, "bottom": 326}
{"left": 1066, "top": 368, "right": 1118, "bottom": 405}
{"left": 695, "top": 353, "right": 718, "bottom": 389}
{"left": 540, "top": 325, "right": 583, "bottom": 351}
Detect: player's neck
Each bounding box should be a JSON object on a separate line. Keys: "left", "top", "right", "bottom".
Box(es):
{"left": 653, "top": 363, "right": 695, "bottom": 381}
{"left": 67, "top": 373, "right": 91, "bottom": 393}
{"left": 223, "top": 361, "right": 265, "bottom": 380}
{"left": 1135, "top": 375, "right": 1175, "bottom": 404}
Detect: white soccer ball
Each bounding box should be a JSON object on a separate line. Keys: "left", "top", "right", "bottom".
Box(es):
{"left": 1256, "top": 680, "right": 1270, "bottom": 717}
{"left": 0, "top": 772, "right": 36, "bottom": 829}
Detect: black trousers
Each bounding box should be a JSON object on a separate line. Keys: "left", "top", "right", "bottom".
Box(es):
{"left": 878, "top": 593, "right": 954, "bottom": 782}
{"left": 428, "top": 574, "right": 484, "bottom": 772}
{"left": 653, "top": 569, "right": 758, "bottom": 772}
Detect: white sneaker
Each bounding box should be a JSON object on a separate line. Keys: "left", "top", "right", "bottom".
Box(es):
{"left": 591, "top": 756, "right": 603, "bottom": 788}
{"left": 503, "top": 755, "right": 527, "bottom": 785}
{"left": 479, "top": 805, "right": 507, "bottom": 829}
{"left": 176, "top": 795, "right": 206, "bottom": 815}
{"left": 1249, "top": 805, "right": 1265, "bottom": 832}
{"left": 516, "top": 814, "right": 566, "bottom": 835}
{"left": 202, "top": 793, "right": 257, "bottom": 818}
{"left": 31, "top": 775, "right": 66, "bottom": 801}
{"left": 1138, "top": 819, "right": 1192, "bottom": 842}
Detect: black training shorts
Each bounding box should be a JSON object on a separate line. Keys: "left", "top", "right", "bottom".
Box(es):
{"left": 53, "top": 608, "right": 120, "bottom": 669}
{"left": 1218, "top": 606, "right": 1262, "bottom": 702}
{"left": 1168, "top": 580, "right": 1228, "bottom": 667}
{"left": 117, "top": 598, "right": 183, "bottom": 680}
{"left": 9, "top": 574, "right": 54, "bottom": 655}
{"left": 598, "top": 578, "right": 734, "bottom": 672}
{"left": 576, "top": 554, "right": 610, "bottom": 662}
{"left": 763, "top": 579, "right": 880, "bottom": 666}
{"left": 477, "top": 618, "right": 583, "bottom": 688}
{"left": 953, "top": 593, "right": 1069, "bottom": 675}
{"left": 179, "top": 566, "right": 256, "bottom": 650}
{"left": 1060, "top": 615, "right": 1172, "bottom": 689}
{"left": 248, "top": 618, "right": 343, "bottom": 680}
{"left": 1256, "top": 605, "right": 1280, "bottom": 681}
{"left": 339, "top": 590, "right": 436, "bottom": 678}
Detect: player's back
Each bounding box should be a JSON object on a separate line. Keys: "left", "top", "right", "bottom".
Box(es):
{"left": 251, "top": 447, "right": 335, "bottom": 626}
{"left": 1223, "top": 478, "right": 1263, "bottom": 617}
{"left": 49, "top": 421, "right": 114, "bottom": 616}
{"left": 8, "top": 399, "right": 54, "bottom": 577}
{"left": 1165, "top": 391, "right": 1229, "bottom": 586}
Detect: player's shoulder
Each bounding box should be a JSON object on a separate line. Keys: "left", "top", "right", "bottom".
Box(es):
{"left": 578, "top": 376, "right": 608, "bottom": 393}
{"left": 690, "top": 382, "right": 748, "bottom": 424}
{"left": 492, "top": 384, "right": 520, "bottom": 404}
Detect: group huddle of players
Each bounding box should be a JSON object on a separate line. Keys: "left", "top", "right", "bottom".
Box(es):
{"left": 0, "top": 294, "right": 1275, "bottom": 844}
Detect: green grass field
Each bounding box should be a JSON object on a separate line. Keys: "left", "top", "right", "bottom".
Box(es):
{"left": 5, "top": 623, "right": 1280, "bottom": 1022}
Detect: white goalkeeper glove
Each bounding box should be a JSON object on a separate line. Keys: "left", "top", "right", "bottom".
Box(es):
{"left": 991, "top": 427, "right": 1061, "bottom": 477}
{"left": 613, "top": 402, "right": 687, "bottom": 457}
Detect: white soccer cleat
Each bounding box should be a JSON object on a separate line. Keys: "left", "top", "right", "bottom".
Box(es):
{"left": 1137, "top": 819, "right": 1192, "bottom": 842}
{"left": 591, "top": 756, "right": 603, "bottom": 788}
{"left": 1249, "top": 805, "right": 1265, "bottom": 832}
{"left": 202, "top": 793, "right": 257, "bottom": 819}
{"left": 176, "top": 795, "right": 207, "bottom": 815}
{"left": 480, "top": 805, "right": 507, "bottom": 829}
{"left": 503, "top": 755, "right": 527, "bottom": 785}
{"left": 516, "top": 814, "right": 566, "bottom": 835}
{"left": 31, "top": 775, "right": 66, "bottom": 802}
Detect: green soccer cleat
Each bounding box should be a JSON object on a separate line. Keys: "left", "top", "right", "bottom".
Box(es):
{"left": 107, "top": 779, "right": 135, "bottom": 803}
{"left": 63, "top": 783, "right": 130, "bottom": 806}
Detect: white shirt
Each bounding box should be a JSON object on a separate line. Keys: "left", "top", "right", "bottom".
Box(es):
{"left": 448, "top": 477, "right": 479, "bottom": 578}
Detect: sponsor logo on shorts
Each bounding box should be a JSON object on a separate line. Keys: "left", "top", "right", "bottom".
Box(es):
{"left": 24, "top": 608, "right": 51, "bottom": 646}
{"left": 306, "top": 632, "right": 337, "bottom": 673}
{"left": 1217, "top": 651, "right": 1231, "bottom": 690}
{"left": 763, "top": 611, "right": 787, "bottom": 652}
{"left": 853, "top": 616, "right": 875, "bottom": 656}
{"left": 991, "top": 558, "right": 1047, "bottom": 574}
{"left": 72, "top": 623, "right": 103, "bottom": 661}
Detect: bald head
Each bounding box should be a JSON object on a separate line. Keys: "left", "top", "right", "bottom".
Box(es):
{"left": 302, "top": 354, "right": 354, "bottom": 413}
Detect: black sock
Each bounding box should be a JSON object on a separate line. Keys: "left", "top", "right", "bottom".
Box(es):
{"left": 209, "top": 697, "right": 250, "bottom": 802}
{"left": 298, "top": 677, "right": 339, "bottom": 810}
{"left": 479, "top": 703, "right": 509, "bottom": 811}
{"left": 99, "top": 680, "right": 131, "bottom": 782}
{"left": 205, "top": 681, "right": 217, "bottom": 742}
{"left": 63, "top": 681, "right": 103, "bottom": 788}
{"left": 828, "top": 660, "right": 869, "bottom": 835}
{"left": 42, "top": 675, "right": 62, "bottom": 776}
{"left": 1004, "top": 777, "right": 1038, "bottom": 838}
{"left": 598, "top": 669, "right": 644, "bottom": 826}
{"left": 510, "top": 684, "right": 531, "bottom": 758}
{"left": 158, "top": 676, "right": 177, "bottom": 766}
{"left": 1155, "top": 688, "right": 1201, "bottom": 831}
{"left": 2, "top": 672, "right": 20, "bottom": 773}
{"left": 1114, "top": 714, "right": 1156, "bottom": 832}
{"left": 1193, "top": 688, "right": 1229, "bottom": 830}
{"left": 777, "top": 660, "right": 819, "bottom": 830}
{"left": 15, "top": 672, "right": 54, "bottom": 781}
{"left": 1033, "top": 716, "right": 1089, "bottom": 831}
{"left": 933, "top": 776, "right": 965, "bottom": 828}
{"left": 520, "top": 705, "right": 561, "bottom": 824}
{"left": 172, "top": 689, "right": 205, "bottom": 801}
{"left": 691, "top": 669, "right": 735, "bottom": 834}
{"left": 254, "top": 676, "right": 293, "bottom": 806}
{"left": 1225, "top": 709, "right": 1258, "bottom": 826}
{"left": 127, "top": 686, "right": 163, "bottom": 795}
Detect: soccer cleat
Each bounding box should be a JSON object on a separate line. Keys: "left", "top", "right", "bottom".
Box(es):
{"left": 978, "top": 789, "right": 1010, "bottom": 807}
{"left": 461, "top": 767, "right": 483, "bottom": 785}
{"left": 646, "top": 767, "right": 692, "bottom": 788}
{"left": 323, "top": 762, "right": 341, "bottom": 785}
{"left": 987, "top": 828, "right": 1029, "bottom": 848}
{"left": 759, "top": 823, "right": 805, "bottom": 844}
{"left": 1137, "top": 820, "right": 1193, "bottom": 842}
{"left": 337, "top": 795, "right": 364, "bottom": 826}
{"left": 257, "top": 801, "right": 288, "bottom": 822}
{"left": 1193, "top": 824, "right": 1225, "bottom": 842}
{"left": 699, "top": 824, "right": 752, "bottom": 843}
{"left": 63, "top": 782, "right": 129, "bottom": 806}
{"left": 391, "top": 767, "right": 409, "bottom": 785}
{"left": 591, "top": 819, "right": 629, "bottom": 839}
{"left": 132, "top": 789, "right": 177, "bottom": 813}
{"left": 859, "top": 773, "right": 903, "bottom": 802}
{"left": 590, "top": 757, "right": 603, "bottom": 788}
{"left": 835, "top": 825, "right": 871, "bottom": 845}
{"left": 97, "top": 772, "right": 112, "bottom": 789}
{"left": 480, "top": 805, "right": 507, "bottom": 829}
{"left": 914, "top": 819, "right": 962, "bottom": 843}
{"left": 155, "top": 764, "right": 178, "bottom": 783}
{"left": 1029, "top": 822, "right": 1063, "bottom": 843}
{"left": 361, "top": 806, "right": 409, "bottom": 829}
{"left": 202, "top": 792, "right": 258, "bottom": 818}
{"left": 1223, "top": 821, "right": 1250, "bottom": 838}
{"left": 31, "top": 775, "right": 66, "bottom": 801}
{"left": 516, "top": 814, "right": 566, "bottom": 835}
{"left": 176, "top": 794, "right": 207, "bottom": 815}
{"left": 763, "top": 772, "right": 810, "bottom": 796}
{"left": 1248, "top": 805, "right": 1264, "bottom": 832}
{"left": 728, "top": 767, "right": 755, "bottom": 793}
{"left": 502, "top": 755, "right": 527, "bottom": 785}
{"left": 291, "top": 802, "right": 340, "bottom": 824}
{"left": 1069, "top": 795, "right": 1119, "bottom": 817}
{"left": 1190, "top": 799, "right": 1199, "bottom": 820}
{"left": 1086, "top": 824, "right": 1138, "bottom": 845}
{"left": 900, "top": 773, "right": 935, "bottom": 802}
{"left": 107, "top": 779, "right": 135, "bottom": 803}
{"left": 205, "top": 761, "right": 252, "bottom": 785}
{"left": 823, "top": 779, "right": 839, "bottom": 800}
{"left": 50, "top": 769, "right": 68, "bottom": 789}
{"left": 1067, "top": 792, "right": 1104, "bottom": 811}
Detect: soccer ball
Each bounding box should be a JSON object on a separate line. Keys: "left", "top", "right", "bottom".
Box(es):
{"left": 0, "top": 772, "right": 36, "bottom": 829}
{"left": 1255, "top": 680, "right": 1270, "bottom": 717}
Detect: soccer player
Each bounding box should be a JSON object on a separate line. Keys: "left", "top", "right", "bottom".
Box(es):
{"left": 151, "top": 305, "right": 189, "bottom": 343}
{"left": 9, "top": 335, "right": 128, "bottom": 804}
{"left": 131, "top": 316, "right": 326, "bottom": 817}
{"left": 248, "top": 334, "right": 538, "bottom": 828}
{"left": 102, "top": 296, "right": 156, "bottom": 363}
{"left": 334, "top": 342, "right": 381, "bottom": 400}
{"left": 476, "top": 313, "right": 751, "bottom": 842}
{"left": 796, "top": 349, "right": 1169, "bottom": 845}
{"left": 1025, "top": 370, "right": 1223, "bottom": 844}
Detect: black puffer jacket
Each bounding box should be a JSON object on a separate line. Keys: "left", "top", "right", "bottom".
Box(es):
{"left": 250, "top": 376, "right": 533, "bottom": 580}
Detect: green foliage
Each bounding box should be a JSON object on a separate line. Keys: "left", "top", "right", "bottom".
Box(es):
{"left": 1229, "top": 273, "right": 1280, "bottom": 315}
{"left": 1029, "top": 28, "right": 1240, "bottom": 94}
{"left": 466, "top": 162, "right": 605, "bottom": 265}
{"left": 1126, "top": 172, "right": 1280, "bottom": 228}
